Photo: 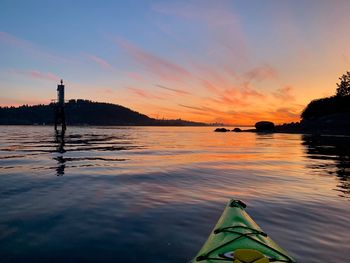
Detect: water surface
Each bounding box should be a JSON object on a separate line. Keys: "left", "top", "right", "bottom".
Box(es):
{"left": 0, "top": 126, "right": 349, "bottom": 262}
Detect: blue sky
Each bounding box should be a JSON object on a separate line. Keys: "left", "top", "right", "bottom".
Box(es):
{"left": 1, "top": 0, "right": 350, "bottom": 124}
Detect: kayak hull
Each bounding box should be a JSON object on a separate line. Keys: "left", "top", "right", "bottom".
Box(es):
{"left": 191, "top": 200, "right": 296, "bottom": 262}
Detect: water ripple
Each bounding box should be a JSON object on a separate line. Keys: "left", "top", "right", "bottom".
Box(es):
{"left": 0, "top": 126, "right": 349, "bottom": 263}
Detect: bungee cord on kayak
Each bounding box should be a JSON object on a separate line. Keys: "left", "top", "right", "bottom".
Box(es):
{"left": 196, "top": 228, "right": 293, "bottom": 262}
{"left": 191, "top": 200, "right": 296, "bottom": 263}
{"left": 196, "top": 227, "right": 268, "bottom": 261}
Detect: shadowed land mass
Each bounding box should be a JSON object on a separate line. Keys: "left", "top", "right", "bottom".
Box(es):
{"left": 0, "top": 99, "right": 208, "bottom": 126}
{"left": 276, "top": 71, "right": 350, "bottom": 135}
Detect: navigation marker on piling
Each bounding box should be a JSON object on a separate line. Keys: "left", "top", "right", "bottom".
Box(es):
{"left": 54, "top": 79, "right": 66, "bottom": 131}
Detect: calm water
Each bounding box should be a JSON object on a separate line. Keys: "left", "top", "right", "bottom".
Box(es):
{"left": 0, "top": 126, "right": 349, "bottom": 263}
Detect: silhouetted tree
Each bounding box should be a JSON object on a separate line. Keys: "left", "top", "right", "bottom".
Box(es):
{"left": 336, "top": 71, "right": 350, "bottom": 96}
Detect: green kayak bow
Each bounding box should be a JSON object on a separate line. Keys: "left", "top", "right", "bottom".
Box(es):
{"left": 192, "top": 200, "right": 296, "bottom": 263}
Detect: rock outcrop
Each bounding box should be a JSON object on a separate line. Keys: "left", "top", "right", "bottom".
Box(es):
{"left": 214, "top": 128, "right": 230, "bottom": 132}
{"left": 255, "top": 121, "right": 275, "bottom": 132}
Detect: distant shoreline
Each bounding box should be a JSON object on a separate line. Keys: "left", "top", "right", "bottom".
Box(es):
{"left": 0, "top": 124, "right": 213, "bottom": 127}
{"left": 215, "top": 126, "right": 350, "bottom": 136}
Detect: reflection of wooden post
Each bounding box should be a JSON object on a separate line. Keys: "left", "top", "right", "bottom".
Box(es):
{"left": 54, "top": 129, "right": 66, "bottom": 176}
{"left": 54, "top": 79, "right": 66, "bottom": 131}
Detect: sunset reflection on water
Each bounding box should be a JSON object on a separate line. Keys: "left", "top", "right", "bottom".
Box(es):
{"left": 0, "top": 126, "right": 349, "bottom": 263}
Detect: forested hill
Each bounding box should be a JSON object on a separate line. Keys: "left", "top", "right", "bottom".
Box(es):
{"left": 275, "top": 72, "right": 350, "bottom": 134}
{"left": 301, "top": 95, "right": 350, "bottom": 120}
{"left": 0, "top": 99, "right": 206, "bottom": 126}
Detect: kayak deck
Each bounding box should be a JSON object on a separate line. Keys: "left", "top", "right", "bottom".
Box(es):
{"left": 192, "top": 200, "right": 296, "bottom": 262}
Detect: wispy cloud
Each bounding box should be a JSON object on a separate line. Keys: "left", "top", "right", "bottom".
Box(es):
{"left": 208, "top": 94, "right": 248, "bottom": 108}
{"left": 200, "top": 77, "right": 264, "bottom": 107}
{"left": 272, "top": 86, "right": 295, "bottom": 101}
{"left": 178, "top": 104, "right": 227, "bottom": 115}
{"left": 126, "top": 87, "right": 164, "bottom": 100}
{"left": 244, "top": 64, "right": 278, "bottom": 82}
{"left": 83, "top": 53, "right": 113, "bottom": 70}
{"left": 178, "top": 103, "right": 260, "bottom": 125}
{"left": 268, "top": 107, "right": 300, "bottom": 122}
{"left": 156, "top": 84, "right": 191, "bottom": 95}
{"left": 153, "top": 0, "right": 249, "bottom": 65}
{"left": 0, "top": 31, "right": 31, "bottom": 48}
{"left": 116, "top": 38, "right": 191, "bottom": 82}
{"left": 241, "top": 87, "right": 265, "bottom": 99}
{"left": 9, "top": 69, "right": 60, "bottom": 81}
{"left": 0, "top": 31, "right": 73, "bottom": 63}
{"left": 201, "top": 79, "right": 222, "bottom": 95}
{"left": 126, "top": 71, "right": 144, "bottom": 81}
{"left": 115, "top": 2, "right": 283, "bottom": 124}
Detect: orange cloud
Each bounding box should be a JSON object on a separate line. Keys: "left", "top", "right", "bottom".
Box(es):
{"left": 145, "top": 2, "right": 289, "bottom": 124}
{"left": 208, "top": 95, "right": 248, "bottom": 108}
{"left": 200, "top": 78, "right": 264, "bottom": 107}
{"left": 179, "top": 104, "right": 228, "bottom": 116}
{"left": 267, "top": 107, "right": 301, "bottom": 123}
{"left": 177, "top": 103, "right": 256, "bottom": 125}
{"left": 240, "top": 87, "right": 265, "bottom": 99}
{"left": 201, "top": 79, "right": 222, "bottom": 94}
{"left": 175, "top": 102, "right": 301, "bottom": 125}
{"left": 272, "top": 86, "right": 295, "bottom": 101}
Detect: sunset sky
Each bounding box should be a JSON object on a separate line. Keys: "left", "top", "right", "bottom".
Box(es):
{"left": 1, "top": 0, "right": 350, "bottom": 125}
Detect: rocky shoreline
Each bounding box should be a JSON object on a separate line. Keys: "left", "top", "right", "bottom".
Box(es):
{"left": 215, "top": 112, "right": 350, "bottom": 136}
